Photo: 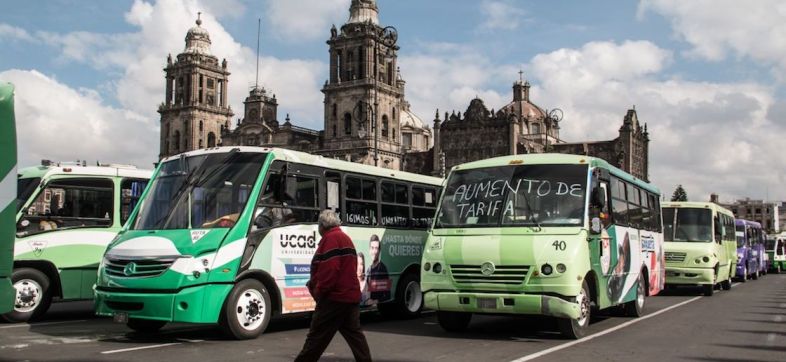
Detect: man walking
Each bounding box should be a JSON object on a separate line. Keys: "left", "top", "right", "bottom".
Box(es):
{"left": 295, "top": 210, "right": 372, "bottom": 362}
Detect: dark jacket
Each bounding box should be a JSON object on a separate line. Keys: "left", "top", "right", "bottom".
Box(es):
{"left": 308, "top": 227, "right": 361, "bottom": 304}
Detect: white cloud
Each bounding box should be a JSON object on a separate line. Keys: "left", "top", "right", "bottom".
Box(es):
{"left": 266, "top": 0, "right": 349, "bottom": 42}
{"left": 528, "top": 40, "right": 785, "bottom": 201}
{"left": 0, "top": 23, "right": 36, "bottom": 43}
{"left": 639, "top": 0, "right": 786, "bottom": 77}
{"left": 478, "top": 0, "right": 528, "bottom": 31}
{"left": 399, "top": 42, "right": 518, "bottom": 122}
{"left": 0, "top": 69, "right": 158, "bottom": 169}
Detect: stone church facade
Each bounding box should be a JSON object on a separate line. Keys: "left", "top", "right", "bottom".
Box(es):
{"left": 158, "top": 3, "right": 648, "bottom": 181}
{"left": 403, "top": 79, "right": 650, "bottom": 181}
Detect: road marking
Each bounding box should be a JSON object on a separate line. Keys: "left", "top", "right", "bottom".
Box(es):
{"left": 0, "top": 320, "right": 88, "bottom": 329}
{"left": 509, "top": 296, "right": 703, "bottom": 362}
{"left": 101, "top": 343, "right": 182, "bottom": 354}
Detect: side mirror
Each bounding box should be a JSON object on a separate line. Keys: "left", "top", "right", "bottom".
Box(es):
{"left": 590, "top": 217, "right": 602, "bottom": 235}
{"left": 591, "top": 188, "right": 606, "bottom": 210}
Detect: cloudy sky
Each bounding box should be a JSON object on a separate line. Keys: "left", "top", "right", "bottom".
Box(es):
{"left": 1, "top": 0, "right": 785, "bottom": 202}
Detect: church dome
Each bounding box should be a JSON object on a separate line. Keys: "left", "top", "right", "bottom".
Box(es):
{"left": 400, "top": 108, "right": 424, "bottom": 129}
{"left": 501, "top": 80, "right": 546, "bottom": 120}
{"left": 184, "top": 14, "right": 212, "bottom": 54}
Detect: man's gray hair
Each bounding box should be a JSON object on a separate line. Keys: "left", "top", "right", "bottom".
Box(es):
{"left": 318, "top": 209, "right": 342, "bottom": 229}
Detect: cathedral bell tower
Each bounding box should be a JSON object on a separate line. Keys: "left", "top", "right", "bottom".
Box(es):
{"left": 320, "top": 0, "right": 405, "bottom": 169}
{"left": 158, "top": 13, "right": 233, "bottom": 159}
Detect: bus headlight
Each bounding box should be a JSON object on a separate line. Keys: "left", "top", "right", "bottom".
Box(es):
{"left": 424, "top": 262, "right": 431, "bottom": 272}
{"left": 556, "top": 263, "right": 567, "bottom": 273}
{"left": 541, "top": 264, "right": 553, "bottom": 276}
{"left": 433, "top": 263, "right": 443, "bottom": 274}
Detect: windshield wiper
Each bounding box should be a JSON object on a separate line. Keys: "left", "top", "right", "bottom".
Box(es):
{"left": 518, "top": 191, "right": 542, "bottom": 232}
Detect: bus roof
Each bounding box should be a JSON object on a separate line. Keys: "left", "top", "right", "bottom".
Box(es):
{"left": 160, "top": 146, "right": 443, "bottom": 186}
{"left": 449, "top": 153, "right": 659, "bottom": 194}
{"left": 735, "top": 219, "right": 762, "bottom": 228}
{"left": 18, "top": 164, "right": 152, "bottom": 180}
{"left": 661, "top": 201, "right": 734, "bottom": 217}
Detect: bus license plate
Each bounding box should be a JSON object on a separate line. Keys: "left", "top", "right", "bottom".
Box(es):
{"left": 478, "top": 298, "right": 497, "bottom": 309}
{"left": 113, "top": 312, "right": 129, "bottom": 324}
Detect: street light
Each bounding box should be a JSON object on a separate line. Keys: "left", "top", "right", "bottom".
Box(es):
{"left": 543, "top": 108, "right": 563, "bottom": 152}
{"left": 372, "top": 25, "right": 398, "bottom": 167}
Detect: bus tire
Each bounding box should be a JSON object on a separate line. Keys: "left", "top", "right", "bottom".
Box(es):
{"left": 378, "top": 273, "right": 422, "bottom": 319}
{"left": 1, "top": 268, "right": 53, "bottom": 323}
{"left": 127, "top": 318, "right": 167, "bottom": 333}
{"left": 752, "top": 268, "right": 759, "bottom": 280}
{"left": 558, "top": 280, "right": 591, "bottom": 339}
{"left": 740, "top": 266, "right": 747, "bottom": 282}
{"left": 702, "top": 283, "right": 714, "bottom": 297}
{"left": 624, "top": 273, "right": 646, "bottom": 317}
{"left": 720, "top": 278, "right": 732, "bottom": 291}
{"left": 437, "top": 311, "right": 472, "bottom": 332}
{"left": 220, "top": 278, "right": 271, "bottom": 340}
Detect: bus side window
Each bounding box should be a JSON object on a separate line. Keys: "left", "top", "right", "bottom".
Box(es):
{"left": 120, "top": 178, "right": 149, "bottom": 225}
{"left": 610, "top": 177, "right": 628, "bottom": 226}
{"left": 713, "top": 215, "right": 722, "bottom": 243}
{"left": 18, "top": 177, "right": 114, "bottom": 235}
{"left": 345, "top": 176, "right": 378, "bottom": 226}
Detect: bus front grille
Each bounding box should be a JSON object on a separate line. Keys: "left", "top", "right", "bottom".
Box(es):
{"left": 104, "top": 257, "right": 177, "bottom": 278}
{"left": 665, "top": 252, "right": 687, "bottom": 263}
{"left": 449, "top": 264, "right": 530, "bottom": 285}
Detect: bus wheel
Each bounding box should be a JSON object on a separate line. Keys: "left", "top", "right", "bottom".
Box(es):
{"left": 437, "top": 311, "right": 472, "bottom": 332}
{"left": 752, "top": 268, "right": 759, "bottom": 280}
{"left": 624, "top": 274, "right": 646, "bottom": 317}
{"left": 1, "top": 268, "right": 53, "bottom": 323}
{"left": 740, "top": 267, "right": 747, "bottom": 283}
{"left": 379, "top": 273, "right": 422, "bottom": 319}
{"left": 220, "top": 279, "right": 271, "bottom": 340}
{"left": 558, "top": 280, "right": 591, "bottom": 339}
{"left": 127, "top": 318, "right": 167, "bottom": 333}
{"left": 720, "top": 277, "right": 732, "bottom": 291}
{"left": 702, "top": 283, "right": 714, "bottom": 297}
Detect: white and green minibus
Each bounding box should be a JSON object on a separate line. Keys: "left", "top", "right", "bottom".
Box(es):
{"left": 5, "top": 163, "right": 151, "bottom": 322}
{"left": 95, "top": 147, "right": 442, "bottom": 339}
{"left": 421, "top": 154, "right": 665, "bottom": 339}
{"left": 0, "top": 82, "right": 16, "bottom": 314}
{"left": 661, "top": 201, "right": 736, "bottom": 296}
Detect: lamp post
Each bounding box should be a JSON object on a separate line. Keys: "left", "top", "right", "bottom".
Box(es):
{"left": 372, "top": 25, "right": 397, "bottom": 167}
{"left": 543, "top": 108, "right": 563, "bottom": 152}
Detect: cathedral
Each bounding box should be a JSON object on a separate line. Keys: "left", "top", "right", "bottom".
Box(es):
{"left": 157, "top": 1, "right": 649, "bottom": 181}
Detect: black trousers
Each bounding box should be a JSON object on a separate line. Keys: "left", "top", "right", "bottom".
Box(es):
{"left": 295, "top": 299, "right": 372, "bottom": 362}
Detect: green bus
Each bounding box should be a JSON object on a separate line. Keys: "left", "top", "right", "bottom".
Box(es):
{"left": 661, "top": 202, "right": 736, "bottom": 296}
{"left": 95, "top": 147, "right": 442, "bottom": 339}
{"left": 0, "top": 82, "right": 16, "bottom": 314}
{"left": 766, "top": 233, "right": 785, "bottom": 274}
{"left": 4, "top": 163, "right": 151, "bottom": 322}
{"left": 421, "top": 154, "right": 665, "bottom": 339}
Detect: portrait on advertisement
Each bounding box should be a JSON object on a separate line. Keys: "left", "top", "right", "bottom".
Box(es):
{"left": 366, "top": 234, "right": 391, "bottom": 303}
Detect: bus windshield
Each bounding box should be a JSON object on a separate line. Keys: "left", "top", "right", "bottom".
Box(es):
{"left": 662, "top": 207, "right": 712, "bottom": 242}
{"left": 131, "top": 152, "right": 267, "bottom": 230}
{"left": 436, "top": 164, "right": 587, "bottom": 228}
{"left": 17, "top": 176, "right": 40, "bottom": 212}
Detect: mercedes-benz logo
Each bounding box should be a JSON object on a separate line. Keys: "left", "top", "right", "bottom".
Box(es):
{"left": 480, "top": 262, "right": 495, "bottom": 276}
{"left": 124, "top": 262, "right": 137, "bottom": 276}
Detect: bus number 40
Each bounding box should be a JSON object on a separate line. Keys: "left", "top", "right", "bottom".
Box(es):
{"left": 553, "top": 240, "right": 567, "bottom": 251}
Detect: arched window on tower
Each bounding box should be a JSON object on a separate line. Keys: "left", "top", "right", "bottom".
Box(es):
{"left": 382, "top": 115, "right": 389, "bottom": 138}
{"left": 392, "top": 127, "right": 396, "bottom": 141}
{"left": 198, "top": 139, "right": 203, "bottom": 148}
{"left": 207, "top": 132, "right": 216, "bottom": 147}
{"left": 332, "top": 104, "right": 337, "bottom": 119}
{"left": 199, "top": 120, "right": 203, "bottom": 133}
{"left": 344, "top": 113, "right": 352, "bottom": 135}
{"left": 392, "top": 107, "right": 396, "bottom": 120}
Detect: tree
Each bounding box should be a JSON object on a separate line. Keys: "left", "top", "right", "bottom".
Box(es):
{"left": 671, "top": 185, "right": 688, "bottom": 202}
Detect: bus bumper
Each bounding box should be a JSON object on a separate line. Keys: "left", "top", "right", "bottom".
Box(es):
{"left": 665, "top": 266, "right": 714, "bottom": 285}
{"left": 423, "top": 291, "right": 581, "bottom": 320}
{"left": 0, "top": 277, "right": 14, "bottom": 313}
{"left": 95, "top": 283, "right": 233, "bottom": 324}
